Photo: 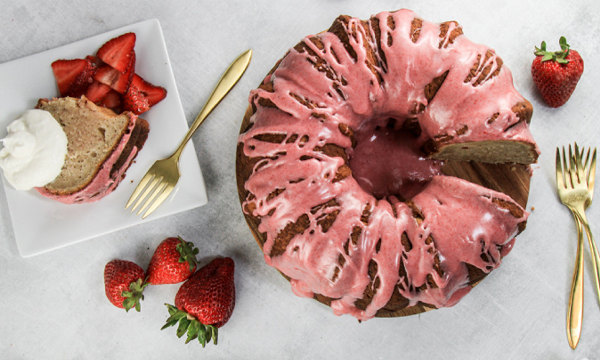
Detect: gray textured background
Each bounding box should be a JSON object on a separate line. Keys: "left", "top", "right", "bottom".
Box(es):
{"left": 1, "top": 0, "right": 599, "bottom": 359}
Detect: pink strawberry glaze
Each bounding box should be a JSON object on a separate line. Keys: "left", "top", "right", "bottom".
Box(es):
{"left": 35, "top": 113, "right": 139, "bottom": 204}
{"left": 239, "top": 9, "right": 535, "bottom": 320}
{"left": 349, "top": 121, "right": 444, "bottom": 200}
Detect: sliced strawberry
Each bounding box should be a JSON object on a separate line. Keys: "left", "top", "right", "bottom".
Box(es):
{"left": 85, "top": 80, "right": 112, "bottom": 103}
{"left": 93, "top": 51, "right": 135, "bottom": 94}
{"left": 123, "top": 85, "right": 150, "bottom": 115}
{"left": 99, "top": 90, "right": 123, "bottom": 112}
{"left": 85, "top": 55, "right": 103, "bottom": 68}
{"left": 113, "top": 51, "right": 135, "bottom": 93}
{"left": 131, "top": 74, "right": 167, "bottom": 106}
{"left": 93, "top": 65, "right": 119, "bottom": 86}
{"left": 65, "top": 59, "right": 97, "bottom": 98}
{"left": 51, "top": 59, "right": 90, "bottom": 96}
{"left": 96, "top": 32, "right": 136, "bottom": 73}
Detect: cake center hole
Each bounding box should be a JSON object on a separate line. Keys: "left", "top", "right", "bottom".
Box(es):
{"left": 348, "top": 118, "right": 443, "bottom": 200}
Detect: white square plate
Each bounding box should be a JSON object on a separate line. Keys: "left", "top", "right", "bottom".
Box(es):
{"left": 0, "top": 19, "right": 207, "bottom": 257}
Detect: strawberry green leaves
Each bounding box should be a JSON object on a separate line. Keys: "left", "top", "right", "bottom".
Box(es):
{"left": 534, "top": 36, "right": 571, "bottom": 64}
{"left": 121, "top": 278, "right": 149, "bottom": 312}
{"left": 161, "top": 304, "right": 218, "bottom": 347}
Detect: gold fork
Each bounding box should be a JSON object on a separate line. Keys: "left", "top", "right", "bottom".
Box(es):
{"left": 556, "top": 144, "right": 598, "bottom": 349}
{"left": 126, "top": 49, "right": 252, "bottom": 218}
{"left": 578, "top": 146, "right": 599, "bottom": 297}
{"left": 573, "top": 145, "right": 599, "bottom": 306}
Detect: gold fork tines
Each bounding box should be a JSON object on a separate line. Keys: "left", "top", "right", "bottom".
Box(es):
{"left": 125, "top": 156, "right": 178, "bottom": 218}
{"left": 581, "top": 146, "right": 596, "bottom": 207}
{"left": 126, "top": 161, "right": 177, "bottom": 216}
{"left": 125, "top": 49, "right": 252, "bottom": 219}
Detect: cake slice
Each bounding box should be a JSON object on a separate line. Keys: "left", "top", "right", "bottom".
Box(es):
{"left": 35, "top": 96, "right": 149, "bottom": 204}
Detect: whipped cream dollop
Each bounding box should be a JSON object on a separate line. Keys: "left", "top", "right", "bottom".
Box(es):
{"left": 0, "top": 109, "right": 67, "bottom": 190}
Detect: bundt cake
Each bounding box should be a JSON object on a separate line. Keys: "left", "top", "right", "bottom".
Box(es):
{"left": 35, "top": 96, "right": 149, "bottom": 204}
{"left": 236, "top": 9, "right": 539, "bottom": 320}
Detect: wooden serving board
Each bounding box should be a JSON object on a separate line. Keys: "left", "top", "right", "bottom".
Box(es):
{"left": 236, "top": 105, "right": 531, "bottom": 317}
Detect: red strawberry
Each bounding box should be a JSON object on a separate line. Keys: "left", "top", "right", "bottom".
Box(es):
{"left": 104, "top": 259, "right": 148, "bottom": 312}
{"left": 51, "top": 58, "right": 95, "bottom": 96}
{"left": 146, "top": 237, "right": 200, "bottom": 285}
{"left": 162, "top": 257, "right": 235, "bottom": 347}
{"left": 115, "top": 50, "right": 136, "bottom": 93}
{"left": 93, "top": 65, "right": 118, "bottom": 86}
{"left": 531, "top": 37, "right": 584, "bottom": 108}
{"left": 99, "top": 90, "right": 122, "bottom": 112}
{"left": 93, "top": 51, "right": 135, "bottom": 94}
{"left": 66, "top": 59, "right": 97, "bottom": 97}
{"left": 85, "top": 55, "right": 103, "bottom": 67}
{"left": 123, "top": 84, "right": 150, "bottom": 115}
{"left": 85, "top": 80, "right": 111, "bottom": 103}
{"left": 96, "top": 32, "right": 136, "bottom": 73}
{"left": 131, "top": 74, "right": 167, "bottom": 106}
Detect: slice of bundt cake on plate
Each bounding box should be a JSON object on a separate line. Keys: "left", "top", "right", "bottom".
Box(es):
{"left": 35, "top": 96, "right": 149, "bottom": 204}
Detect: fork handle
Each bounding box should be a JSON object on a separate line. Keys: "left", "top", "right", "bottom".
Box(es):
{"left": 567, "top": 211, "right": 585, "bottom": 349}
{"left": 173, "top": 49, "right": 252, "bottom": 161}
{"left": 575, "top": 210, "right": 600, "bottom": 307}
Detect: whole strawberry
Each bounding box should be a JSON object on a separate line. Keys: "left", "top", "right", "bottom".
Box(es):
{"left": 104, "top": 259, "right": 148, "bottom": 312}
{"left": 531, "top": 36, "right": 584, "bottom": 108}
{"left": 146, "top": 236, "right": 200, "bottom": 285}
{"left": 161, "top": 257, "right": 235, "bottom": 347}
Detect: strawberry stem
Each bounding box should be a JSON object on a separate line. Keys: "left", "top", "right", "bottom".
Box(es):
{"left": 162, "top": 304, "right": 218, "bottom": 347}
{"left": 176, "top": 236, "right": 200, "bottom": 272}
{"left": 534, "top": 36, "right": 571, "bottom": 64}
{"left": 121, "top": 278, "right": 148, "bottom": 312}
